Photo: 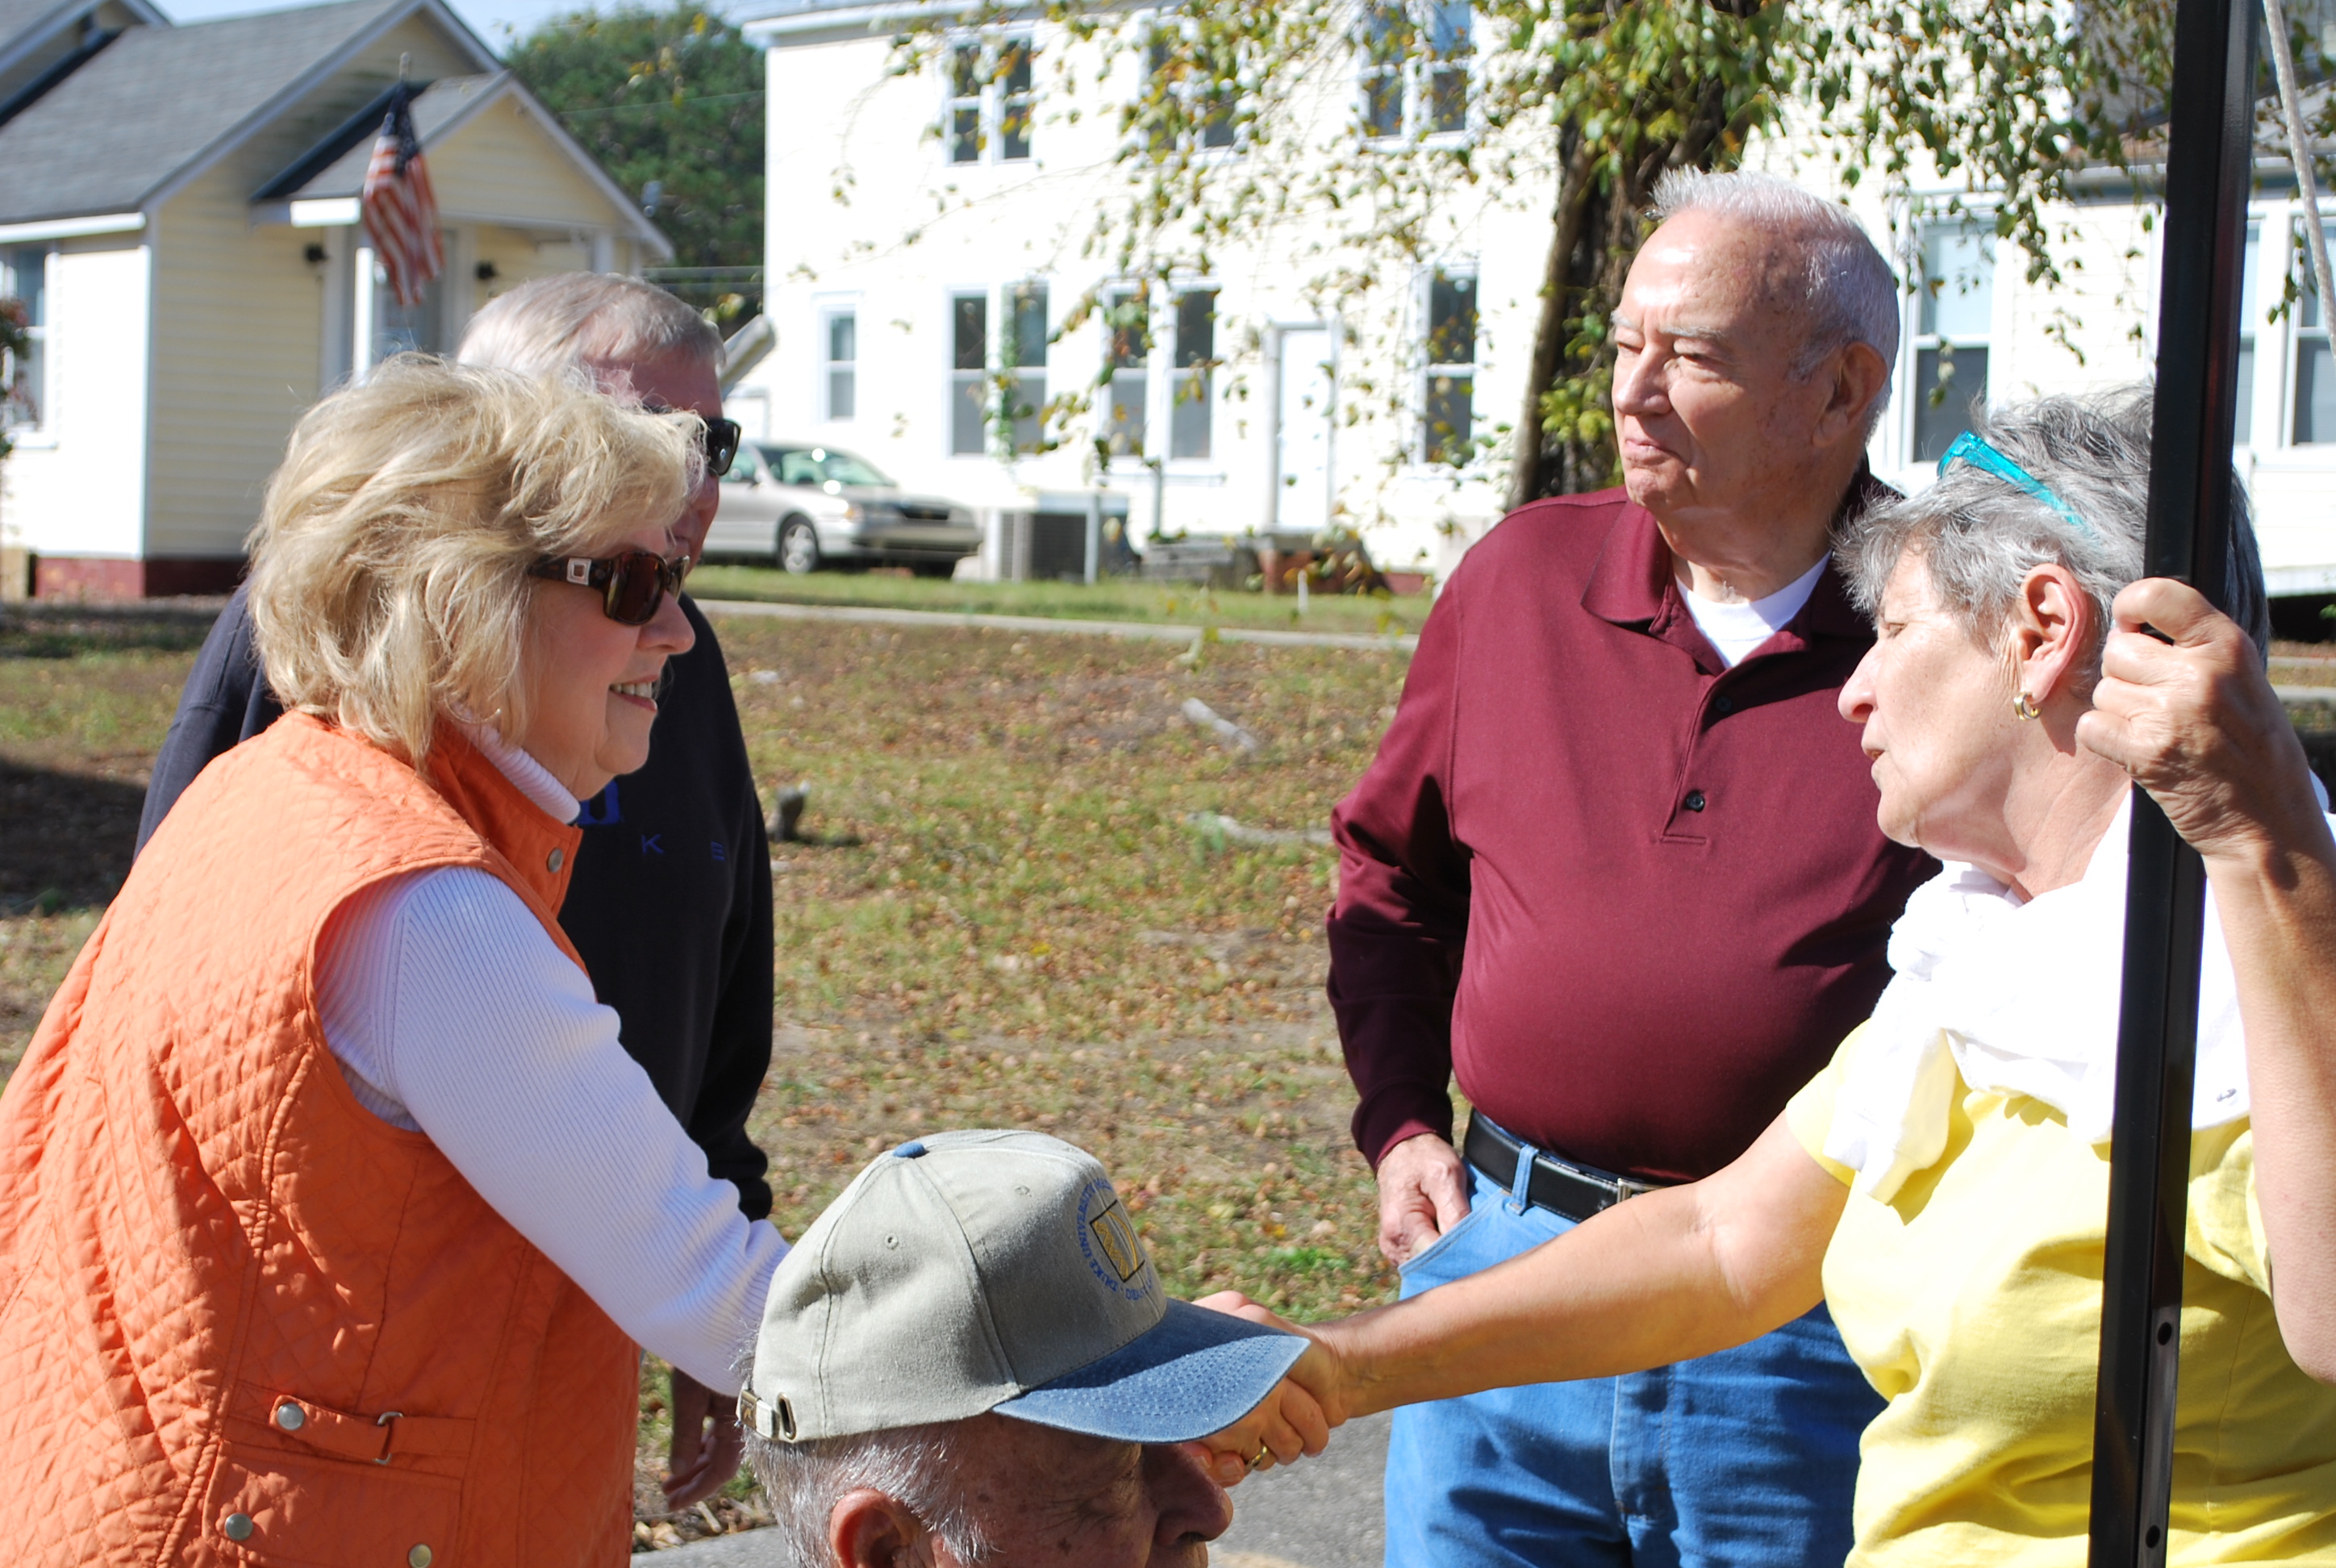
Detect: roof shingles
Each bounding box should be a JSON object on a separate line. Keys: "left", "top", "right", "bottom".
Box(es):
{"left": 0, "top": 0, "right": 404, "bottom": 224}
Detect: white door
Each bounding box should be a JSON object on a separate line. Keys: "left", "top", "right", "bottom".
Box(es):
{"left": 1276, "top": 327, "right": 1335, "bottom": 535}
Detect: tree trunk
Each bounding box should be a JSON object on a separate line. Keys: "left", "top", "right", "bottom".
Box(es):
{"left": 1504, "top": 23, "right": 1767, "bottom": 508}
{"left": 1508, "top": 140, "right": 1597, "bottom": 511}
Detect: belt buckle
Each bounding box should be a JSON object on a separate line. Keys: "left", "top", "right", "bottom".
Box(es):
{"left": 1538, "top": 1148, "right": 1640, "bottom": 1210}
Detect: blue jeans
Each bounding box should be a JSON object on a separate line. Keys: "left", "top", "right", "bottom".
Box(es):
{"left": 1383, "top": 1159, "right": 1880, "bottom": 1568}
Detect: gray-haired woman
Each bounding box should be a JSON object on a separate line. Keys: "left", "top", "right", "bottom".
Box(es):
{"left": 1212, "top": 390, "right": 2336, "bottom": 1564}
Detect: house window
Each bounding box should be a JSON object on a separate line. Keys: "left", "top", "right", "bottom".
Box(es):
{"left": 1423, "top": 267, "right": 1477, "bottom": 465}
{"left": 824, "top": 310, "right": 857, "bottom": 422}
{"left": 944, "top": 35, "right": 1037, "bottom": 165}
{"left": 1104, "top": 290, "right": 1149, "bottom": 457}
{"left": 951, "top": 292, "right": 988, "bottom": 455}
{"left": 2286, "top": 0, "right": 2336, "bottom": 82}
{"left": 1000, "top": 37, "right": 1035, "bottom": 161}
{"left": 1359, "top": 0, "right": 1470, "bottom": 141}
{"left": 2294, "top": 220, "right": 2334, "bottom": 445}
{"left": 1170, "top": 289, "right": 1216, "bottom": 461}
{"left": 1147, "top": 26, "right": 1237, "bottom": 150}
{"left": 2, "top": 245, "right": 48, "bottom": 431}
{"left": 1912, "top": 220, "right": 1994, "bottom": 462}
{"left": 948, "top": 44, "right": 983, "bottom": 164}
{"left": 1007, "top": 281, "right": 1049, "bottom": 453}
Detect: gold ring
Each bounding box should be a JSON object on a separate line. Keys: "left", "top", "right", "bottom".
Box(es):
{"left": 1246, "top": 1442, "right": 1272, "bottom": 1471}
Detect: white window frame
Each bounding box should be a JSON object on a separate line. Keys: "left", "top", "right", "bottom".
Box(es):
{"left": 943, "top": 281, "right": 1053, "bottom": 458}
{"left": 1091, "top": 280, "right": 1223, "bottom": 471}
{"left": 1100, "top": 285, "right": 1151, "bottom": 461}
{"left": 819, "top": 300, "right": 858, "bottom": 423}
{"left": 941, "top": 33, "right": 1037, "bottom": 166}
{"left": 1166, "top": 284, "right": 1218, "bottom": 463}
{"left": 948, "top": 287, "right": 991, "bottom": 457}
{"left": 1004, "top": 278, "right": 1051, "bottom": 455}
{"left": 1142, "top": 15, "right": 1243, "bottom": 155}
{"left": 1417, "top": 263, "right": 1478, "bottom": 466}
{"left": 1356, "top": 0, "right": 1475, "bottom": 145}
{"left": 1900, "top": 211, "right": 1999, "bottom": 466}
{"left": 2279, "top": 211, "right": 2335, "bottom": 448}
{"left": 2, "top": 244, "right": 52, "bottom": 434}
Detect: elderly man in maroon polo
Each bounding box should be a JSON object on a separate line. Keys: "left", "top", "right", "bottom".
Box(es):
{"left": 1333, "top": 170, "right": 1936, "bottom": 1567}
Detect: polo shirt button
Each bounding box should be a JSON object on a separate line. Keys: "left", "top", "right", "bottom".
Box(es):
{"left": 1684, "top": 790, "right": 1707, "bottom": 812}
{"left": 548, "top": 847, "right": 565, "bottom": 872}
{"left": 1712, "top": 695, "right": 1734, "bottom": 715}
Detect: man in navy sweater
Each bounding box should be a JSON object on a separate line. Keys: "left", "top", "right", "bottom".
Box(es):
{"left": 137, "top": 273, "right": 772, "bottom": 1510}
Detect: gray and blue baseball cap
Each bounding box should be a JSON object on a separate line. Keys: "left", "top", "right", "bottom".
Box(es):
{"left": 741, "top": 1130, "right": 1304, "bottom": 1445}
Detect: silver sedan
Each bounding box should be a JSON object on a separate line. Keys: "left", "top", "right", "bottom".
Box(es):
{"left": 705, "top": 443, "right": 982, "bottom": 576}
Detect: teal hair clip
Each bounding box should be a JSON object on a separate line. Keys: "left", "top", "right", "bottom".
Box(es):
{"left": 1936, "top": 431, "right": 2099, "bottom": 541}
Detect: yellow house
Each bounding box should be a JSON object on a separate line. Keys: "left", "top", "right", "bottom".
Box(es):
{"left": 0, "top": 0, "right": 670, "bottom": 598}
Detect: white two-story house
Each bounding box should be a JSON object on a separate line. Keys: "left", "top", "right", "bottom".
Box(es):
{"left": 740, "top": 0, "right": 2336, "bottom": 603}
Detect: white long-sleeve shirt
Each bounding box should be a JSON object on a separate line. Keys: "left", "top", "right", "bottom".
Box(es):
{"left": 311, "top": 732, "right": 784, "bottom": 1391}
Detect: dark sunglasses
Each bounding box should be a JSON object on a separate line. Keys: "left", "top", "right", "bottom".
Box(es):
{"left": 528, "top": 549, "right": 693, "bottom": 626}
{"left": 640, "top": 399, "right": 743, "bottom": 477}
{"left": 699, "top": 416, "right": 743, "bottom": 477}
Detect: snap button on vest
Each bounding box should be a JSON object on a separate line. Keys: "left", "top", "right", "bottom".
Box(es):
{"left": 548, "top": 846, "right": 564, "bottom": 871}
{"left": 223, "top": 1514, "right": 255, "bottom": 1542}
{"left": 275, "top": 1401, "right": 306, "bottom": 1431}
{"left": 409, "top": 1546, "right": 434, "bottom": 1567}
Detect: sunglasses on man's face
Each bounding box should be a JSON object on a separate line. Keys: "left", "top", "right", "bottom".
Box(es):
{"left": 640, "top": 399, "right": 743, "bottom": 478}
{"left": 699, "top": 416, "right": 743, "bottom": 478}
{"left": 528, "top": 550, "right": 693, "bottom": 626}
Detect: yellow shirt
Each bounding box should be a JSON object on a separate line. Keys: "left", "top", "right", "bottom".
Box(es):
{"left": 1787, "top": 1024, "right": 2336, "bottom": 1566}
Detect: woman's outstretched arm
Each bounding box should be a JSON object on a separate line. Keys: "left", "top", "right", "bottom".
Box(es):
{"left": 2081, "top": 577, "right": 2336, "bottom": 1382}
{"left": 1208, "top": 1111, "right": 1846, "bottom": 1462}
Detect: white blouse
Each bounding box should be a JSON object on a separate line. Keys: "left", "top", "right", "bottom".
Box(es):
{"left": 311, "top": 735, "right": 784, "bottom": 1392}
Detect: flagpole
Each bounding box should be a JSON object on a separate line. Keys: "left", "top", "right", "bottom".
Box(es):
{"left": 2085, "top": 0, "right": 2256, "bottom": 1562}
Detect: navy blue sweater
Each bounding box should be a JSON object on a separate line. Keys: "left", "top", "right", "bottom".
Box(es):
{"left": 139, "top": 586, "right": 774, "bottom": 1220}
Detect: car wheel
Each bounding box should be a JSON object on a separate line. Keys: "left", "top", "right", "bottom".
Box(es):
{"left": 778, "top": 518, "right": 821, "bottom": 575}
{"left": 910, "top": 559, "right": 958, "bottom": 579}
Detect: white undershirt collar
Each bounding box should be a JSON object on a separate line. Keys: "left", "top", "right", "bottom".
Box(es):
{"left": 1680, "top": 557, "right": 1828, "bottom": 669}
{"left": 457, "top": 722, "right": 582, "bottom": 824}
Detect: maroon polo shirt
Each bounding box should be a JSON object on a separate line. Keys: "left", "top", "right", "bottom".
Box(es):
{"left": 1329, "top": 487, "right": 1937, "bottom": 1185}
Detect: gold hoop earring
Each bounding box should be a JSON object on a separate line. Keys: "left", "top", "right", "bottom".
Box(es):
{"left": 2012, "top": 692, "right": 2042, "bottom": 721}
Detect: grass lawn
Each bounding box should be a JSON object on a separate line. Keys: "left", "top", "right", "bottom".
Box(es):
{"left": 687, "top": 562, "right": 1427, "bottom": 639}
{"left": 0, "top": 597, "right": 1415, "bottom": 1545}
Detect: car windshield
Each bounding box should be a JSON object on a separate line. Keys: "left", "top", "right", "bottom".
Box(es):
{"left": 765, "top": 445, "right": 895, "bottom": 489}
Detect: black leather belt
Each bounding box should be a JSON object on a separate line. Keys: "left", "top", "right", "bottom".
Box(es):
{"left": 1462, "top": 1112, "right": 1667, "bottom": 1224}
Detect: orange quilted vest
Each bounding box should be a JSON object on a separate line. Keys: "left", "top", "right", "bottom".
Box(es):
{"left": 0, "top": 713, "right": 638, "bottom": 1567}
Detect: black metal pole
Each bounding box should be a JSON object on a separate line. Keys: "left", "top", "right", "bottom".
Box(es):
{"left": 2086, "top": 0, "right": 2256, "bottom": 1562}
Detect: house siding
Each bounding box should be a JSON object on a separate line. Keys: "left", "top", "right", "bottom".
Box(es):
{"left": 428, "top": 96, "right": 633, "bottom": 237}
{"left": 740, "top": 20, "right": 1529, "bottom": 578}
{"left": 0, "top": 235, "right": 151, "bottom": 562}
{"left": 144, "top": 165, "right": 326, "bottom": 560}
{"left": 5, "top": 1, "right": 665, "bottom": 594}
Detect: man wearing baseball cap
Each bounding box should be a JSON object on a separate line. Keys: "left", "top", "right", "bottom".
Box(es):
{"left": 739, "top": 1131, "right": 1321, "bottom": 1566}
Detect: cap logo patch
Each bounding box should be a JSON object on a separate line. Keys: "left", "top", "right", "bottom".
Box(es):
{"left": 1074, "top": 1177, "right": 1153, "bottom": 1300}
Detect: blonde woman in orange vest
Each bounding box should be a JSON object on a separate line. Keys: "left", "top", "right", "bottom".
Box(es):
{"left": 0, "top": 357, "right": 791, "bottom": 1566}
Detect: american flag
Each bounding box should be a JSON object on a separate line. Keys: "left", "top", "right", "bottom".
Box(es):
{"left": 361, "top": 84, "right": 442, "bottom": 309}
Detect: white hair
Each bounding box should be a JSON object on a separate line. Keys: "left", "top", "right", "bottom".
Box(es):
{"left": 744, "top": 1418, "right": 999, "bottom": 1566}
{"left": 457, "top": 273, "right": 720, "bottom": 380}
{"left": 1838, "top": 386, "right": 2270, "bottom": 673}
{"left": 1650, "top": 169, "right": 1900, "bottom": 429}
